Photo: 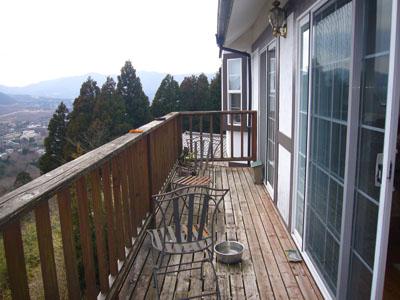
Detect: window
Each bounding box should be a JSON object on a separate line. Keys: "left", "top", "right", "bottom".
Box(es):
{"left": 227, "top": 58, "right": 242, "bottom": 124}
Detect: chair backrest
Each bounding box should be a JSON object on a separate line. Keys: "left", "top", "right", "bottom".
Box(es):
{"left": 152, "top": 186, "right": 229, "bottom": 250}
{"left": 185, "top": 135, "right": 220, "bottom": 172}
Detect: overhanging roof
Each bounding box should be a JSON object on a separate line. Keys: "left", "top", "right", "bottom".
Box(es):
{"left": 217, "top": 0, "right": 268, "bottom": 48}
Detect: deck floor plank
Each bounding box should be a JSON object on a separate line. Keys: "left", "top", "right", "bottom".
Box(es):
{"left": 118, "top": 166, "right": 322, "bottom": 299}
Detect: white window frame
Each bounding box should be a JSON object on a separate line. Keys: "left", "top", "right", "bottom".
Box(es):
{"left": 292, "top": 13, "right": 310, "bottom": 251}
{"left": 227, "top": 58, "right": 242, "bottom": 125}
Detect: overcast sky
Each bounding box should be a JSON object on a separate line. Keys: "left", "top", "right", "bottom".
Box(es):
{"left": 0, "top": 0, "right": 220, "bottom": 86}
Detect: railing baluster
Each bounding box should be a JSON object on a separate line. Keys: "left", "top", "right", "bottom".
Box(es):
{"left": 251, "top": 112, "right": 258, "bottom": 160}
{"left": 119, "top": 152, "right": 132, "bottom": 247}
{"left": 240, "top": 112, "right": 244, "bottom": 159}
{"left": 3, "top": 221, "right": 30, "bottom": 300}
{"left": 199, "top": 115, "right": 203, "bottom": 161}
{"left": 230, "top": 112, "right": 234, "bottom": 159}
{"left": 101, "top": 163, "right": 118, "bottom": 276}
{"left": 189, "top": 115, "right": 193, "bottom": 152}
{"left": 35, "top": 201, "right": 60, "bottom": 300}
{"left": 90, "top": 169, "right": 109, "bottom": 294}
{"left": 76, "top": 177, "right": 97, "bottom": 299}
{"left": 210, "top": 114, "right": 214, "bottom": 159}
{"left": 220, "top": 113, "right": 224, "bottom": 159}
{"left": 57, "top": 188, "right": 81, "bottom": 299}
{"left": 127, "top": 146, "right": 138, "bottom": 236}
{"left": 111, "top": 157, "right": 126, "bottom": 261}
{"left": 139, "top": 137, "right": 150, "bottom": 221}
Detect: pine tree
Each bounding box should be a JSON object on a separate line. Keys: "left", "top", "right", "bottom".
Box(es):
{"left": 179, "top": 74, "right": 210, "bottom": 130}
{"left": 65, "top": 77, "right": 100, "bottom": 158}
{"left": 209, "top": 70, "right": 222, "bottom": 132}
{"left": 150, "top": 74, "right": 180, "bottom": 118}
{"left": 209, "top": 70, "right": 221, "bottom": 111}
{"left": 88, "top": 77, "right": 129, "bottom": 147}
{"left": 13, "top": 171, "right": 33, "bottom": 188}
{"left": 196, "top": 73, "right": 210, "bottom": 111}
{"left": 179, "top": 75, "right": 197, "bottom": 111}
{"left": 117, "top": 61, "right": 151, "bottom": 128}
{"left": 39, "top": 102, "right": 69, "bottom": 173}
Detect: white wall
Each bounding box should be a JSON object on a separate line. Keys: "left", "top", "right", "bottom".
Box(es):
{"left": 277, "top": 145, "right": 291, "bottom": 224}
{"left": 278, "top": 13, "right": 294, "bottom": 138}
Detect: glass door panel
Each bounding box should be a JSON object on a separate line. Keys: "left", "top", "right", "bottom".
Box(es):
{"left": 294, "top": 21, "right": 310, "bottom": 239}
{"left": 305, "top": 0, "right": 352, "bottom": 294}
{"left": 265, "top": 45, "right": 276, "bottom": 192}
{"left": 347, "top": 0, "right": 392, "bottom": 297}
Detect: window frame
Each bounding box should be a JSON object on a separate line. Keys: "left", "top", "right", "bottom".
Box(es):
{"left": 227, "top": 58, "right": 242, "bottom": 125}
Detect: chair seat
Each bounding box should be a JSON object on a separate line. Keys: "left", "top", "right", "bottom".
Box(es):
{"left": 173, "top": 176, "right": 211, "bottom": 187}
{"left": 148, "top": 225, "right": 212, "bottom": 254}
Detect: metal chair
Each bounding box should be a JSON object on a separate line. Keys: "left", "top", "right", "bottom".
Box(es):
{"left": 147, "top": 185, "right": 229, "bottom": 299}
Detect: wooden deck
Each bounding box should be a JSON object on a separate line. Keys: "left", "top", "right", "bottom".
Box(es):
{"left": 117, "top": 166, "right": 322, "bottom": 299}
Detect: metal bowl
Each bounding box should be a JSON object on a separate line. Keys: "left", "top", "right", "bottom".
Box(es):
{"left": 214, "top": 241, "right": 245, "bottom": 264}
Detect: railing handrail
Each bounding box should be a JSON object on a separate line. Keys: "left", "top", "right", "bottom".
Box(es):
{"left": 0, "top": 111, "right": 179, "bottom": 230}
{"left": 179, "top": 110, "right": 256, "bottom": 115}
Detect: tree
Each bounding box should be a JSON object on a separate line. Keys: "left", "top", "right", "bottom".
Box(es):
{"left": 196, "top": 73, "right": 210, "bottom": 111}
{"left": 88, "top": 77, "right": 129, "bottom": 147}
{"left": 117, "top": 61, "right": 151, "bottom": 128}
{"left": 65, "top": 77, "right": 100, "bottom": 159}
{"left": 179, "top": 75, "right": 197, "bottom": 111}
{"left": 179, "top": 74, "right": 210, "bottom": 130}
{"left": 150, "top": 74, "right": 180, "bottom": 118}
{"left": 209, "top": 70, "right": 221, "bottom": 110}
{"left": 209, "top": 70, "right": 222, "bottom": 132}
{"left": 39, "top": 102, "right": 69, "bottom": 173}
{"left": 13, "top": 171, "right": 32, "bottom": 188}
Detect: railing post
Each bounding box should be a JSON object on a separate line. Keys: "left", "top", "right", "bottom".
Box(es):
{"left": 251, "top": 111, "right": 257, "bottom": 161}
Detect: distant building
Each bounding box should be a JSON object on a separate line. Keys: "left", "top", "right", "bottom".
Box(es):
{"left": 0, "top": 153, "right": 9, "bottom": 161}
{"left": 20, "top": 130, "right": 39, "bottom": 143}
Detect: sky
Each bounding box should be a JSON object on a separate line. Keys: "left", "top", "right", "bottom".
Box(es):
{"left": 0, "top": 0, "right": 220, "bottom": 86}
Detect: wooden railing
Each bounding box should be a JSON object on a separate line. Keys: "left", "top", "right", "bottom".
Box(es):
{"left": 0, "top": 110, "right": 256, "bottom": 299}
{"left": 180, "top": 110, "right": 257, "bottom": 161}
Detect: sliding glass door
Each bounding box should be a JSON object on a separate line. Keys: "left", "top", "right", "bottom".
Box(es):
{"left": 265, "top": 43, "right": 276, "bottom": 194}
{"left": 305, "top": 0, "right": 352, "bottom": 294}
{"left": 347, "top": 0, "right": 393, "bottom": 297}
{"left": 293, "top": 0, "right": 395, "bottom": 297}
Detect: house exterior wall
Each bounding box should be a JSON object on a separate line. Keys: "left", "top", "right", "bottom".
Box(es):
{"left": 219, "top": 0, "right": 400, "bottom": 298}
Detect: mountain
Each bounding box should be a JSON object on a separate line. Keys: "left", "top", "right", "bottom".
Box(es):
{"left": 0, "top": 91, "right": 73, "bottom": 116}
{"left": 0, "top": 92, "right": 16, "bottom": 105}
{"left": 0, "top": 71, "right": 215, "bottom": 102}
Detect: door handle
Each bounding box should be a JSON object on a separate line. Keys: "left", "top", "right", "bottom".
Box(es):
{"left": 375, "top": 153, "right": 383, "bottom": 187}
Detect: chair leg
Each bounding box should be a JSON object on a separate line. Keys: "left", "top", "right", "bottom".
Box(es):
{"left": 208, "top": 259, "right": 221, "bottom": 300}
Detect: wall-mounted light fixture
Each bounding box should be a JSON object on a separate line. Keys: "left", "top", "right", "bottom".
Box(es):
{"left": 269, "top": 1, "right": 287, "bottom": 38}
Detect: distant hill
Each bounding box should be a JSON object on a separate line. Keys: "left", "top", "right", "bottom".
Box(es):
{"left": 0, "top": 92, "right": 73, "bottom": 116}
{"left": 0, "top": 92, "right": 16, "bottom": 105}
{"left": 0, "top": 71, "right": 215, "bottom": 102}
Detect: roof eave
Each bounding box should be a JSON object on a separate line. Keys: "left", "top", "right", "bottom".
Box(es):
{"left": 216, "top": 0, "right": 234, "bottom": 47}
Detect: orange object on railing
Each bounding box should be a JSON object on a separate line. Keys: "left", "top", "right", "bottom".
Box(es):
{"left": 129, "top": 129, "right": 144, "bottom": 133}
